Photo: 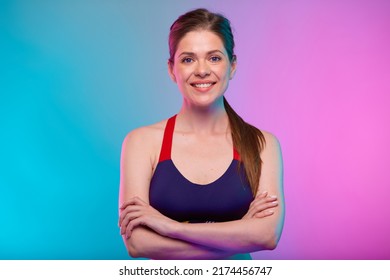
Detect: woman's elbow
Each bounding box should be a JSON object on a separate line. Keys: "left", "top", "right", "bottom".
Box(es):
{"left": 263, "top": 234, "right": 278, "bottom": 250}
{"left": 257, "top": 219, "right": 284, "bottom": 251}
{"left": 252, "top": 230, "right": 280, "bottom": 251}
{"left": 124, "top": 238, "right": 142, "bottom": 258}
{"left": 127, "top": 245, "right": 140, "bottom": 258}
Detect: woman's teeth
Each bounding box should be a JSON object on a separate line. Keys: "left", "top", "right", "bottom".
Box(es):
{"left": 193, "top": 83, "right": 213, "bottom": 88}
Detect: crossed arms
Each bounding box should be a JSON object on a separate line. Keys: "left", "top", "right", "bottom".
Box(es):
{"left": 118, "top": 128, "right": 284, "bottom": 259}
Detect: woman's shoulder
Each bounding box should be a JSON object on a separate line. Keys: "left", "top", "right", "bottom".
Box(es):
{"left": 121, "top": 118, "right": 170, "bottom": 154}
{"left": 258, "top": 129, "right": 282, "bottom": 158}
{"left": 125, "top": 119, "right": 166, "bottom": 139}
{"left": 260, "top": 130, "right": 280, "bottom": 145}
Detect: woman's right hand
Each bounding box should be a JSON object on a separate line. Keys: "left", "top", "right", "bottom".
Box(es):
{"left": 242, "top": 191, "right": 278, "bottom": 220}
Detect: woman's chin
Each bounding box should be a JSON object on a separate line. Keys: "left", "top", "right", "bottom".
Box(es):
{"left": 184, "top": 95, "right": 224, "bottom": 109}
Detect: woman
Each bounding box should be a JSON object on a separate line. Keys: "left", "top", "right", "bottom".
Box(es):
{"left": 119, "top": 8, "right": 284, "bottom": 260}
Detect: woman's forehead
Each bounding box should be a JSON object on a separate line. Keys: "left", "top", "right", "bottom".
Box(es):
{"left": 175, "top": 30, "right": 227, "bottom": 56}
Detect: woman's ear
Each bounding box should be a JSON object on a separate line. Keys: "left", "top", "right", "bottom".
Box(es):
{"left": 167, "top": 60, "right": 177, "bottom": 83}
{"left": 229, "top": 55, "right": 237, "bottom": 80}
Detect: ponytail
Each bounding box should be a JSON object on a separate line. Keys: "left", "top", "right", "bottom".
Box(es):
{"left": 224, "top": 97, "right": 265, "bottom": 196}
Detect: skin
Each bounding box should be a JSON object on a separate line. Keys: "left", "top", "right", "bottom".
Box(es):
{"left": 119, "top": 30, "right": 285, "bottom": 259}
{"left": 168, "top": 30, "right": 236, "bottom": 113}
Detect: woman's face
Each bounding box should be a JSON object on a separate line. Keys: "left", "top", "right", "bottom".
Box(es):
{"left": 168, "top": 30, "right": 236, "bottom": 108}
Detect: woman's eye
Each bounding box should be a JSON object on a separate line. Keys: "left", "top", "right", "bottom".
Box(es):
{"left": 181, "top": 57, "right": 194, "bottom": 63}
{"left": 210, "top": 56, "right": 221, "bottom": 62}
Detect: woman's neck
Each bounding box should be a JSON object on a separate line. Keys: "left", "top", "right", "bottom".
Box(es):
{"left": 177, "top": 99, "right": 229, "bottom": 135}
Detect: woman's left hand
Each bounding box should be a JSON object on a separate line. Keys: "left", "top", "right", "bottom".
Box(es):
{"left": 242, "top": 191, "right": 278, "bottom": 220}
{"left": 119, "top": 196, "right": 178, "bottom": 239}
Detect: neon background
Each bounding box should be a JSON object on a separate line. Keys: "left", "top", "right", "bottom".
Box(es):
{"left": 1, "top": 0, "right": 389, "bottom": 259}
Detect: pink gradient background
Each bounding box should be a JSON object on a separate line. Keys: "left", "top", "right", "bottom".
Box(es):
{"left": 222, "top": 0, "right": 390, "bottom": 259}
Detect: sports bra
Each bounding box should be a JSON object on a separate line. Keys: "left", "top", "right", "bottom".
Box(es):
{"left": 149, "top": 115, "right": 253, "bottom": 223}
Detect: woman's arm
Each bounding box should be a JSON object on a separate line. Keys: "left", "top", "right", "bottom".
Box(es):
{"left": 124, "top": 226, "right": 233, "bottom": 259}
{"left": 120, "top": 191, "right": 278, "bottom": 257}
{"left": 119, "top": 127, "right": 234, "bottom": 259}
{"left": 171, "top": 133, "right": 285, "bottom": 251}
{"left": 121, "top": 132, "right": 284, "bottom": 254}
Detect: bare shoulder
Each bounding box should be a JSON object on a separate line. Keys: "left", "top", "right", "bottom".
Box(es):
{"left": 259, "top": 130, "right": 282, "bottom": 155}
{"left": 124, "top": 119, "right": 167, "bottom": 144}
{"left": 119, "top": 118, "right": 170, "bottom": 202}
{"left": 121, "top": 119, "right": 169, "bottom": 164}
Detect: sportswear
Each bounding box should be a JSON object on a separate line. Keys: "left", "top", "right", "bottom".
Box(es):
{"left": 149, "top": 115, "right": 253, "bottom": 223}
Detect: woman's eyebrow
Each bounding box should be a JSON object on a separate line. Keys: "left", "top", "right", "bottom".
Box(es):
{"left": 207, "top": 50, "right": 225, "bottom": 55}
{"left": 178, "top": 50, "right": 225, "bottom": 57}
{"left": 178, "top": 51, "right": 195, "bottom": 57}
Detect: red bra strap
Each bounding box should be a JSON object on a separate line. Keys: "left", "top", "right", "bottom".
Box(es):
{"left": 159, "top": 114, "right": 241, "bottom": 162}
{"left": 158, "top": 115, "right": 177, "bottom": 162}
{"left": 233, "top": 147, "right": 241, "bottom": 161}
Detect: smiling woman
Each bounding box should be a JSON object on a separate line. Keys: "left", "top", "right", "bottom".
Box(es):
{"left": 119, "top": 8, "right": 285, "bottom": 260}
{"left": 168, "top": 30, "right": 235, "bottom": 108}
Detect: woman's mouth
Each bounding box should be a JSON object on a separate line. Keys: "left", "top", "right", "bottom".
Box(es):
{"left": 190, "top": 82, "right": 216, "bottom": 90}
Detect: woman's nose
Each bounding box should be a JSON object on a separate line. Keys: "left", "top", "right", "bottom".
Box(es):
{"left": 194, "top": 61, "right": 211, "bottom": 77}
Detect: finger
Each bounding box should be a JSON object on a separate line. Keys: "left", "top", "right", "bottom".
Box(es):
{"left": 119, "top": 206, "right": 143, "bottom": 224}
{"left": 124, "top": 221, "right": 134, "bottom": 239}
{"left": 120, "top": 211, "right": 143, "bottom": 234}
{"left": 249, "top": 195, "right": 277, "bottom": 210}
{"left": 245, "top": 192, "right": 278, "bottom": 219}
{"left": 121, "top": 213, "right": 138, "bottom": 235}
{"left": 255, "top": 191, "right": 268, "bottom": 200}
{"left": 246, "top": 210, "right": 256, "bottom": 219}
{"left": 119, "top": 198, "right": 137, "bottom": 209}
{"left": 119, "top": 206, "right": 144, "bottom": 228}
{"left": 266, "top": 195, "right": 278, "bottom": 202}
{"left": 254, "top": 210, "right": 275, "bottom": 218}
{"left": 249, "top": 195, "right": 265, "bottom": 209}
{"left": 253, "top": 200, "right": 278, "bottom": 211}
{"left": 251, "top": 193, "right": 276, "bottom": 208}
{"left": 119, "top": 205, "right": 143, "bottom": 226}
{"left": 245, "top": 206, "right": 260, "bottom": 219}
{"left": 133, "top": 196, "right": 148, "bottom": 205}
{"left": 247, "top": 198, "right": 269, "bottom": 217}
{"left": 125, "top": 217, "right": 145, "bottom": 239}
{"left": 248, "top": 200, "right": 278, "bottom": 217}
{"left": 120, "top": 196, "right": 147, "bottom": 209}
{"left": 256, "top": 195, "right": 277, "bottom": 203}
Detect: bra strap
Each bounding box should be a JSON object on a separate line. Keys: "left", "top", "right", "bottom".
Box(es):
{"left": 233, "top": 147, "right": 241, "bottom": 161}
{"left": 158, "top": 115, "right": 177, "bottom": 162}
{"left": 159, "top": 114, "right": 241, "bottom": 162}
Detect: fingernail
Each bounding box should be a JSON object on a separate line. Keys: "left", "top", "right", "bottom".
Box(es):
{"left": 258, "top": 191, "right": 267, "bottom": 197}
{"left": 269, "top": 195, "right": 277, "bottom": 198}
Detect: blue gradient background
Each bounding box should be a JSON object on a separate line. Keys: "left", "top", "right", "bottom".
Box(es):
{"left": 1, "top": 0, "right": 389, "bottom": 259}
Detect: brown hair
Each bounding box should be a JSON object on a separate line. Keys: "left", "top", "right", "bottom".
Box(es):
{"left": 169, "top": 8, "right": 265, "bottom": 195}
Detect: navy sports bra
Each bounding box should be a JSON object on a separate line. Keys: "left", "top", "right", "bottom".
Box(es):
{"left": 149, "top": 115, "right": 253, "bottom": 223}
